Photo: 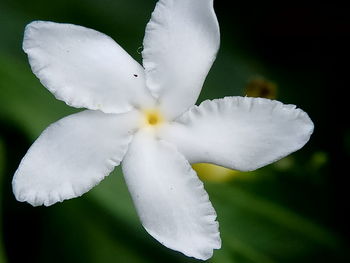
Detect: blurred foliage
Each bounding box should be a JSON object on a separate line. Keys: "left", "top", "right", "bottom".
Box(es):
{"left": 1, "top": 0, "right": 350, "bottom": 263}
{"left": 244, "top": 77, "right": 277, "bottom": 100}
{"left": 0, "top": 138, "right": 6, "bottom": 263}
{"left": 193, "top": 163, "right": 242, "bottom": 183}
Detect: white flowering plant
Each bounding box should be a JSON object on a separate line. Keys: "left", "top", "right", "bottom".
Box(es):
{"left": 13, "top": 0, "right": 313, "bottom": 260}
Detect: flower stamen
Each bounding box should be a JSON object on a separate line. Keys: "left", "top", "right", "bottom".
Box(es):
{"left": 148, "top": 113, "right": 159, "bottom": 125}
{"left": 143, "top": 109, "right": 164, "bottom": 127}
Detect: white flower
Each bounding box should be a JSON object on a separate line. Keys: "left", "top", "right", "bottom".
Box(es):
{"left": 12, "top": 0, "right": 314, "bottom": 260}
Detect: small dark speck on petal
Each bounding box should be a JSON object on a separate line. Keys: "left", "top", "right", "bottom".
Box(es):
{"left": 133, "top": 74, "right": 138, "bottom": 77}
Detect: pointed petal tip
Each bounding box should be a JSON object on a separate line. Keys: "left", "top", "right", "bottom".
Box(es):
{"left": 13, "top": 177, "right": 73, "bottom": 207}
{"left": 144, "top": 225, "right": 221, "bottom": 260}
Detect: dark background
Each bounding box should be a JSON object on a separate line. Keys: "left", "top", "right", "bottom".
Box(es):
{"left": 1, "top": 1, "right": 349, "bottom": 262}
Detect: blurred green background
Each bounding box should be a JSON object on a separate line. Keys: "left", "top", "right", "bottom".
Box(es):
{"left": 1, "top": 0, "right": 349, "bottom": 262}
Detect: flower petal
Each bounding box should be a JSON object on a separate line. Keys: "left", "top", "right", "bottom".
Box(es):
{"left": 160, "top": 97, "right": 314, "bottom": 171}
{"left": 13, "top": 110, "right": 140, "bottom": 206}
{"left": 23, "top": 21, "right": 154, "bottom": 113}
{"left": 142, "top": 0, "right": 220, "bottom": 119}
{"left": 122, "top": 130, "right": 220, "bottom": 260}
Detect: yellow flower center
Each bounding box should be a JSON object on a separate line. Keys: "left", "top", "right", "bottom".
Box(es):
{"left": 142, "top": 109, "right": 164, "bottom": 127}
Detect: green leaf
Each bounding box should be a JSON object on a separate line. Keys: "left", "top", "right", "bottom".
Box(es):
{"left": 0, "top": 138, "right": 7, "bottom": 263}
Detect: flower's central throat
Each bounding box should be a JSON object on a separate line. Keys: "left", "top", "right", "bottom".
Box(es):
{"left": 148, "top": 113, "right": 159, "bottom": 125}
{"left": 142, "top": 109, "right": 164, "bottom": 127}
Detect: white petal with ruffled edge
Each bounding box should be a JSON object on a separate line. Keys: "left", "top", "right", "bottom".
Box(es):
{"left": 13, "top": 110, "right": 140, "bottom": 206}
{"left": 160, "top": 97, "right": 314, "bottom": 171}
{"left": 142, "top": 0, "right": 220, "bottom": 119}
{"left": 23, "top": 21, "right": 154, "bottom": 113}
{"left": 122, "top": 130, "right": 220, "bottom": 260}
